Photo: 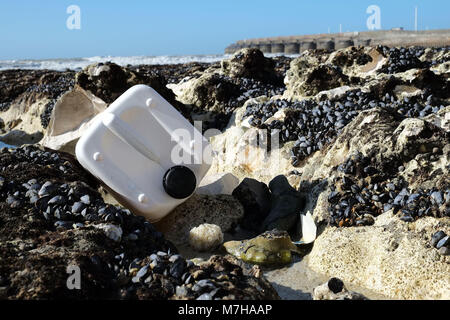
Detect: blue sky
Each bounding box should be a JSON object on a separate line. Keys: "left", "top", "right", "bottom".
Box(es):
{"left": 0, "top": 0, "right": 448, "bottom": 59}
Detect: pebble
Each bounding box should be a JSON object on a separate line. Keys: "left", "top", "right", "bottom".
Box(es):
{"left": 192, "top": 279, "right": 216, "bottom": 293}
{"left": 169, "top": 259, "right": 186, "bottom": 279}
{"left": 54, "top": 221, "right": 73, "bottom": 229}
{"left": 169, "top": 254, "right": 182, "bottom": 263}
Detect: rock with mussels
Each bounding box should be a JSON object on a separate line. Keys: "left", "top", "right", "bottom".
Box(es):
{"left": 223, "top": 230, "right": 301, "bottom": 266}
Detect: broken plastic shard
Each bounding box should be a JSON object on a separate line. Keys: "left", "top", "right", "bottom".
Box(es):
{"left": 293, "top": 212, "right": 317, "bottom": 245}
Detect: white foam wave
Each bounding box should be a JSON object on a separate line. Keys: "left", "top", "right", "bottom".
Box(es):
{"left": 0, "top": 54, "right": 232, "bottom": 71}
{"left": 0, "top": 53, "right": 300, "bottom": 71}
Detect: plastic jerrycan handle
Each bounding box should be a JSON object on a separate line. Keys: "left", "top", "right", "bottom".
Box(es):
{"left": 102, "top": 113, "right": 162, "bottom": 165}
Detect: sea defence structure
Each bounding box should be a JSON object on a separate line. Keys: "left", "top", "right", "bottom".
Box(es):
{"left": 225, "top": 29, "right": 450, "bottom": 54}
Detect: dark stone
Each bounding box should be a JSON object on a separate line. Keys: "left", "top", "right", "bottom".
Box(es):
{"left": 192, "top": 279, "right": 216, "bottom": 293}
{"left": 261, "top": 175, "right": 304, "bottom": 232}
{"left": 328, "top": 277, "right": 344, "bottom": 294}
{"left": 222, "top": 48, "right": 282, "bottom": 85}
{"left": 232, "top": 178, "right": 271, "bottom": 231}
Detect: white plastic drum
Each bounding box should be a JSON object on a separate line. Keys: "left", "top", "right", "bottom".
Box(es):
{"left": 75, "top": 85, "right": 212, "bottom": 222}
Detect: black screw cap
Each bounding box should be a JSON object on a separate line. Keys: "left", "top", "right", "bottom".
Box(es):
{"left": 163, "top": 166, "right": 197, "bottom": 199}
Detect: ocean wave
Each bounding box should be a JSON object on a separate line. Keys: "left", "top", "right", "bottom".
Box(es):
{"left": 0, "top": 53, "right": 298, "bottom": 71}
{"left": 0, "top": 54, "right": 232, "bottom": 71}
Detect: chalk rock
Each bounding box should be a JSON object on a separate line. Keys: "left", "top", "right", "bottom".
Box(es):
{"left": 196, "top": 172, "right": 240, "bottom": 196}
{"left": 313, "top": 278, "right": 367, "bottom": 300}
{"left": 154, "top": 193, "right": 244, "bottom": 246}
{"left": 40, "top": 87, "right": 107, "bottom": 153}
{"left": 189, "top": 223, "right": 224, "bottom": 252}
{"left": 0, "top": 69, "right": 74, "bottom": 135}
{"left": 169, "top": 71, "right": 241, "bottom": 113}
{"left": 208, "top": 110, "right": 295, "bottom": 184}
{"left": 308, "top": 214, "right": 450, "bottom": 299}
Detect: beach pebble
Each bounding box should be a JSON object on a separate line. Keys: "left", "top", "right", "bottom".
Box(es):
{"left": 189, "top": 223, "right": 223, "bottom": 252}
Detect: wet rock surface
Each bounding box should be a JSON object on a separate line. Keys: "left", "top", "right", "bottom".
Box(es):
{"left": 0, "top": 146, "right": 278, "bottom": 299}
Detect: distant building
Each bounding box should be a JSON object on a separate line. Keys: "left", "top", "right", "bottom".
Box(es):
{"left": 225, "top": 29, "right": 450, "bottom": 54}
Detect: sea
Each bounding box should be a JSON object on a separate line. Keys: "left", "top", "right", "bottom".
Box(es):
{"left": 0, "top": 54, "right": 230, "bottom": 71}
{"left": 0, "top": 53, "right": 298, "bottom": 71}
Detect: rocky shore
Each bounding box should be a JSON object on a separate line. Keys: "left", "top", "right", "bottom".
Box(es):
{"left": 0, "top": 45, "right": 449, "bottom": 300}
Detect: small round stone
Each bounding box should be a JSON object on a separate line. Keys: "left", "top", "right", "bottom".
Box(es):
{"left": 189, "top": 224, "right": 223, "bottom": 252}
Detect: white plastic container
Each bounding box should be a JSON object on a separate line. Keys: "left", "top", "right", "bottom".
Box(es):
{"left": 75, "top": 85, "right": 211, "bottom": 222}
